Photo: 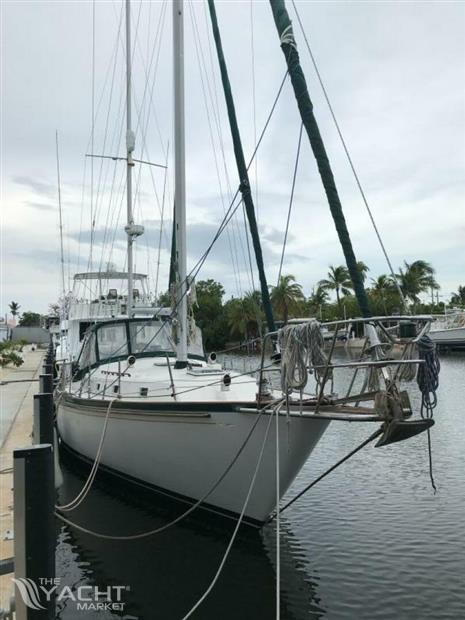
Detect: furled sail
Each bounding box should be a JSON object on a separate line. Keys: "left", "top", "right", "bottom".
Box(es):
{"left": 269, "top": 0, "right": 371, "bottom": 318}
{"left": 207, "top": 0, "right": 276, "bottom": 333}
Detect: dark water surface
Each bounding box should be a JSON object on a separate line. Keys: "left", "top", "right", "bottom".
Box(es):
{"left": 55, "top": 352, "right": 465, "bottom": 619}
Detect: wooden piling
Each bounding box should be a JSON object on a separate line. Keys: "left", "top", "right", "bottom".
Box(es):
{"left": 38, "top": 374, "right": 52, "bottom": 395}
{"left": 13, "top": 444, "right": 55, "bottom": 619}
{"left": 33, "top": 394, "right": 54, "bottom": 447}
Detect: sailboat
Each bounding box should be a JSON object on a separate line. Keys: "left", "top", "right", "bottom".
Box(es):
{"left": 56, "top": 0, "right": 438, "bottom": 527}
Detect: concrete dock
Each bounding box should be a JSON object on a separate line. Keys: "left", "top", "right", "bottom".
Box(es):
{"left": 0, "top": 348, "right": 43, "bottom": 609}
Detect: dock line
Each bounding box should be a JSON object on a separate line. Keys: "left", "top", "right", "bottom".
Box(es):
{"left": 266, "top": 426, "right": 384, "bottom": 523}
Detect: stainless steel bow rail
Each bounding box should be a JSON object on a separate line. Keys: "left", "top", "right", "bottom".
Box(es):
{"left": 255, "top": 315, "right": 440, "bottom": 522}
{"left": 256, "top": 315, "right": 438, "bottom": 447}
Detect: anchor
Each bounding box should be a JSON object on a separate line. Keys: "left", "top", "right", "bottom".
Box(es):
{"left": 374, "top": 389, "right": 435, "bottom": 447}
{"left": 376, "top": 417, "right": 434, "bottom": 447}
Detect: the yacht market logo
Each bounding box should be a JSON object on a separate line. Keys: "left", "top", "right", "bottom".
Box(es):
{"left": 13, "top": 577, "right": 128, "bottom": 611}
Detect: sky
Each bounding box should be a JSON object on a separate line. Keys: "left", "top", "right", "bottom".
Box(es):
{"left": 1, "top": 0, "right": 464, "bottom": 315}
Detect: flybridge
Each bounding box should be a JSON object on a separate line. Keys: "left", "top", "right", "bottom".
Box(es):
{"left": 71, "top": 272, "right": 150, "bottom": 305}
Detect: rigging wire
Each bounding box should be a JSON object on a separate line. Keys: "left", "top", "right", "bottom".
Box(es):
{"left": 77, "top": 1, "right": 126, "bottom": 276}
{"left": 88, "top": 5, "right": 123, "bottom": 262}
{"left": 181, "top": 409, "right": 275, "bottom": 619}
{"left": 132, "top": 2, "right": 170, "bottom": 225}
{"left": 155, "top": 143, "right": 170, "bottom": 300}
{"left": 101, "top": 0, "right": 150, "bottom": 277}
{"left": 147, "top": 70, "right": 290, "bottom": 338}
{"left": 89, "top": 0, "right": 96, "bottom": 272}
{"left": 277, "top": 122, "right": 303, "bottom": 284}
{"left": 55, "top": 130, "right": 66, "bottom": 297}
{"left": 201, "top": 0, "right": 250, "bottom": 296}
{"left": 87, "top": 2, "right": 125, "bottom": 277}
{"left": 250, "top": 0, "right": 259, "bottom": 223}
{"left": 290, "top": 0, "right": 406, "bottom": 308}
{"left": 67, "top": 66, "right": 289, "bottom": 384}
{"left": 275, "top": 400, "right": 281, "bottom": 620}
{"left": 97, "top": 4, "right": 127, "bottom": 275}
{"left": 188, "top": 1, "right": 243, "bottom": 295}
{"left": 131, "top": 1, "right": 169, "bottom": 288}
{"left": 267, "top": 426, "right": 383, "bottom": 522}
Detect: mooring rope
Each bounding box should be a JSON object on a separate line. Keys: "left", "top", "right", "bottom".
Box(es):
{"left": 55, "top": 398, "right": 116, "bottom": 512}
{"left": 396, "top": 341, "right": 418, "bottom": 382}
{"left": 275, "top": 398, "right": 281, "bottom": 620}
{"left": 267, "top": 426, "right": 383, "bottom": 523}
{"left": 181, "top": 401, "right": 276, "bottom": 620}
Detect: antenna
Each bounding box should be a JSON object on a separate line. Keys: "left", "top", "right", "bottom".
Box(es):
{"left": 56, "top": 130, "right": 66, "bottom": 297}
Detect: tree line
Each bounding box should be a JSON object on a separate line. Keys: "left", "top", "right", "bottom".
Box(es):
{"left": 186, "top": 260, "right": 464, "bottom": 350}
{"left": 7, "top": 260, "right": 464, "bottom": 352}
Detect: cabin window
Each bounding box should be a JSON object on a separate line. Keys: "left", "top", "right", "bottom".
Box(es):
{"left": 79, "top": 333, "right": 97, "bottom": 369}
{"left": 79, "top": 321, "right": 92, "bottom": 341}
{"left": 97, "top": 323, "right": 128, "bottom": 360}
{"left": 129, "top": 320, "right": 173, "bottom": 355}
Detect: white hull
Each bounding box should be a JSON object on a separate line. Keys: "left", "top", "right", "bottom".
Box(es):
{"left": 57, "top": 396, "right": 329, "bottom": 524}
{"left": 429, "top": 326, "right": 465, "bottom": 347}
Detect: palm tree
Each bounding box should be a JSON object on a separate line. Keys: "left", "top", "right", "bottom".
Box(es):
{"left": 227, "top": 299, "right": 248, "bottom": 340}
{"left": 450, "top": 285, "right": 465, "bottom": 306}
{"left": 395, "top": 260, "right": 438, "bottom": 306}
{"left": 270, "top": 274, "right": 305, "bottom": 324}
{"left": 319, "top": 265, "right": 353, "bottom": 311}
{"left": 356, "top": 261, "right": 370, "bottom": 283}
{"left": 370, "top": 274, "right": 397, "bottom": 314}
{"left": 307, "top": 285, "right": 329, "bottom": 319}
{"left": 9, "top": 301, "right": 20, "bottom": 321}
{"left": 228, "top": 291, "right": 264, "bottom": 340}
{"left": 242, "top": 291, "right": 264, "bottom": 338}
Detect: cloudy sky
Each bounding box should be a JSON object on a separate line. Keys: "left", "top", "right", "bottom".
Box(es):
{"left": 1, "top": 0, "right": 464, "bottom": 314}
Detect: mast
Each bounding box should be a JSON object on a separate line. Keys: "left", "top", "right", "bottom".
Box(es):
{"left": 173, "top": 0, "right": 188, "bottom": 367}
{"left": 124, "top": 0, "right": 143, "bottom": 318}
{"left": 55, "top": 130, "right": 66, "bottom": 297}
{"left": 268, "top": 0, "right": 371, "bottom": 318}
{"left": 207, "top": 0, "right": 275, "bottom": 333}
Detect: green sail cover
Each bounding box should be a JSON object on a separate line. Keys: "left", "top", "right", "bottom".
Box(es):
{"left": 269, "top": 0, "right": 371, "bottom": 318}
{"left": 208, "top": 0, "right": 276, "bottom": 333}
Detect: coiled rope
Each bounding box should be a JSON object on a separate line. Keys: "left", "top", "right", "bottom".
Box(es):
{"left": 278, "top": 321, "right": 329, "bottom": 394}
{"left": 416, "top": 335, "right": 440, "bottom": 417}
{"left": 416, "top": 335, "right": 440, "bottom": 492}
{"left": 396, "top": 341, "right": 418, "bottom": 382}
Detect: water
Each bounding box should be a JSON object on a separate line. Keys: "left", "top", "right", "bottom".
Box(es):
{"left": 55, "top": 352, "right": 465, "bottom": 619}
